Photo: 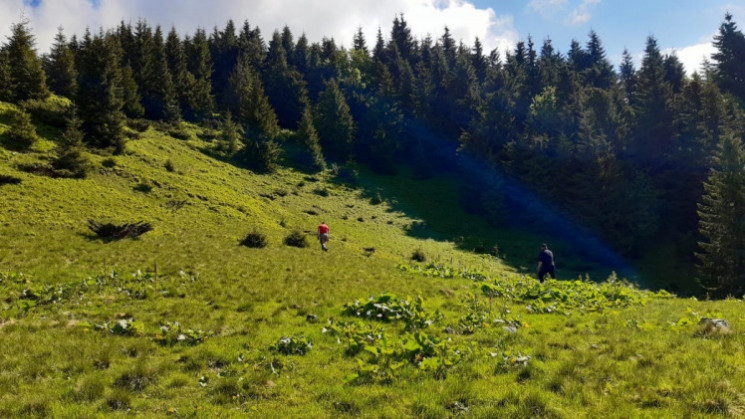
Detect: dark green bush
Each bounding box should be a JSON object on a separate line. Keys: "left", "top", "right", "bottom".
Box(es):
{"left": 240, "top": 230, "right": 268, "bottom": 248}
{"left": 235, "top": 135, "right": 281, "bottom": 173}
{"left": 133, "top": 181, "right": 152, "bottom": 193}
{"left": 168, "top": 126, "right": 191, "bottom": 140}
{"left": 0, "top": 174, "right": 21, "bottom": 185}
{"left": 164, "top": 160, "right": 175, "bottom": 172}
{"left": 283, "top": 230, "right": 307, "bottom": 248}
{"left": 52, "top": 147, "right": 90, "bottom": 178}
{"left": 411, "top": 248, "right": 426, "bottom": 262}
{"left": 21, "top": 97, "right": 71, "bottom": 128}
{"left": 127, "top": 119, "right": 150, "bottom": 132}
{"left": 6, "top": 109, "right": 37, "bottom": 147}
{"left": 101, "top": 157, "right": 116, "bottom": 168}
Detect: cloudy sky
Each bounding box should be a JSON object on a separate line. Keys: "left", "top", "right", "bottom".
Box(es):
{"left": 1, "top": 0, "right": 743, "bottom": 74}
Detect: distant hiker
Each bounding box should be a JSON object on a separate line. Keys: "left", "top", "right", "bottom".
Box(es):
{"left": 537, "top": 243, "right": 555, "bottom": 282}
{"left": 317, "top": 221, "right": 330, "bottom": 251}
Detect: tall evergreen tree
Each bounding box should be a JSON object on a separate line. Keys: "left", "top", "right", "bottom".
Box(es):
{"left": 235, "top": 63, "right": 280, "bottom": 138}
{"left": 295, "top": 106, "right": 326, "bottom": 171}
{"left": 0, "top": 48, "right": 11, "bottom": 101}
{"left": 696, "top": 133, "right": 745, "bottom": 296}
{"left": 140, "top": 26, "right": 181, "bottom": 122}
{"left": 263, "top": 31, "right": 309, "bottom": 129}
{"left": 712, "top": 13, "right": 745, "bottom": 103}
{"left": 5, "top": 19, "right": 49, "bottom": 102}
{"left": 631, "top": 36, "right": 674, "bottom": 166}
{"left": 315, "top": 78, "right": 355, "bottom": 161}
{"left": 43, "top": 28, "right": 77, "bottom": 98}
{"left": 619, "top": 48, "right": 637, "bottom": 104}
{"left": 185, "top": 28, "right": 215, "bottom": 120}
{"left": 76, "top": 30, "right": 126, "bottom": 153}
{"left": 353, "top": 27, "right": 368, "bottom": 54}
{"left": 165, "top": 27, "right": 191, "bottom": 114}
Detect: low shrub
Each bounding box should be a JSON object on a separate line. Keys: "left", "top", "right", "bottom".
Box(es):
{"left": 313, "top": 187, "right": 329, "bottom": 197}
{"left": 283, "top": 230, "right": 307, "bottom": 248}
{"left": 133, "top": 181, "right": 153, "bottom": 193}
{"left": 21, "top": 97, "right": 72, "bottom": 128}
{"left": 240, "top": 230, "right": 268, "bottom": 248}
{"left": 101, "top": 157, "right": 116, "bottom": 168}
{"left": 87, "top": 220, "right": 153, "bottom": 239}
{"left": 127, "top": 119, "right": 150, "bottom": 132}
{"left": 6, "top": 109, "right": 37, "bottom": 147}
{"left": 164, "top": 159, "right": 175, "bottom": 172}
{"left": 412, "top": 248, "right": 426, "bottom": 262}
{"left": 0, "top": 174, "right": 22, "bottom": 185}
{"left": 168, "top": 126, "right": 192, "bottom": 140}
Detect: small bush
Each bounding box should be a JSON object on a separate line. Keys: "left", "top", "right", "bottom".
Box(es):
{"left": 21, "top": 97, "right": 72, "bottom": 128}
{"left": 6, "top": 109, "right": 37, "bottom": 147}
{"left": 412, "top": 249, "right": 426, "bottom": 262}
{"left": 336, "top": 166, "right": 358, "bottom": 184}
{"left": 235, "top": 135, "right": 282, "bottom": 173}
{"left": 370, "top": 193, "right": 384, "bottom": 205}
{"left": 240, "top": 230, "right": 268, "bottom": 248}
{"left": 164, "top": 159, "right": 175, "bottom": 172}
{"left": 133, "top": 181, "right": 153, "bottom": 193}
{"left": 101, "top": 157, "right": 116, "bottom": 168}
{"left": 87, "top": 220, "right": 153, "bottom": 239}
{"left": 52, "top": 148, "right": 90, "bottom": 178}
{"left": 169, "top": 126, "right": 191, "bottom": 140}
{"left": 313, "top": 187, "right": 329, "bottom": 197}
{"left": 17, "top": 163, "right": 61, "bottom": 178}
{"left": 284, "top": 230, "right": 308, "bottom": 248}
{"left": 0, "top": 174, "right": 21, "bottom": 185}
{"left": 127, "top": 119, "right": 150, "bottom": 132}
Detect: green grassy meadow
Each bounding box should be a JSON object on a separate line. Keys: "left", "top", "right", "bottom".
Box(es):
{"left": 1, "top": 101, "right": 744, "bottom": 417}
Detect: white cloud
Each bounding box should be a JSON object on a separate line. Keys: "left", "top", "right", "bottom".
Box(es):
{"left": 566, "top": 0, "right": 600, "bottom": 25}
{"left": 664, "top": 41, "right": 716, "bottom": 76}
{"left": 0, "top": 0, "right": 519, "bottom": 58}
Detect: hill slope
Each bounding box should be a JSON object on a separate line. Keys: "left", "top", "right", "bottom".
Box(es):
{"left": 1, "top": 106, "right": 744, "bottom": 417}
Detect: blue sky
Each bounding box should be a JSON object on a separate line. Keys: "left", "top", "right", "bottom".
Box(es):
{"left": 470, "top": 0, "right": 743, "bottom": 67}
{"left": 3, "top": 0, "right": 744, "bottom": 74}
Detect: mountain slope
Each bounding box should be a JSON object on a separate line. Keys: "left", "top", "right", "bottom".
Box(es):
{"left": 0, "top": 105, "right": 743, "bottom": 417}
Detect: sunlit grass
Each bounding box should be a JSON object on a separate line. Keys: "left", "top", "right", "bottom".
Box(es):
{"left": 0, "top": 105, "right": 743, "bottom": 416}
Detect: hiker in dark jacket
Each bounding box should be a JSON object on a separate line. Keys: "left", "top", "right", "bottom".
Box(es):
{"left": 537, "top": 243, "right": 555, "bottom": 282}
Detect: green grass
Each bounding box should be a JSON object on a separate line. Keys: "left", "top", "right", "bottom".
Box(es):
{"left": 1, "top": 100, "right": 744, "bottom": 417}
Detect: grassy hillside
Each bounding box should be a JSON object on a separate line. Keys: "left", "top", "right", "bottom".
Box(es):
{"left": 1, "top": 101, "right": 744, "bottom": 417}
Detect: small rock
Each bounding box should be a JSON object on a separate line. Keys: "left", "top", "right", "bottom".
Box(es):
{"left": 503, "top": 326, "right": 518, "bottom": 333}
{"left": 306, "top": 314, "right": 317, "bottom": 323}
{"left": 590, "top": 344, "right": 599, "bottom": 349}
{"left": 443, "top": 326, "right": 457, "bottom": 334}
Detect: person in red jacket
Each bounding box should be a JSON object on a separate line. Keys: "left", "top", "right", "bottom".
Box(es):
{"left": 317, "top": 221, "right": 330, "bottom": 251}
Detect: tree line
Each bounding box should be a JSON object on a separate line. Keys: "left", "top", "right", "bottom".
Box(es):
{"left": 0, "top": 14, "right": 744, "bottom": 296}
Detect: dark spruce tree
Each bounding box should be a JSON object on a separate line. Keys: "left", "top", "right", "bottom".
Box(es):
{"left": 263, "top": 31, "right": 309, "bottom": 130}
{"left": 5, "top": 19, "right": 49, "bottom": 102}
{"left": 140, "top": 26, "right": 181, "bottom": 122}
{"left": 186, "top": 28, "right": 215, "bottom": 121}
{"left": 294, "top": 106, "right": 326, "bottom": 171}
{"left": 235, "top": 63, "right": 280, "bottom": 139}
{"left": 315, "top": 78, "right": 355, "bottom": 161}
{"left": 0, "top": 48, "right": 11, "bottom": 101}
{"left": 215, "top": 112, "right": 241, "bottom": 156}
{"left": 712, "top": 13, "right": 745, "bottom": 104}
{"left": 52, "top": 109, "right": 91, "bottom": 178}
{"left": 43, "top": 28, "right": 78, "bottom": 99}
{"left": 696, "top": 133, "right": 745, "bottom": 297}
{"left": 76, "top": 30, "right": 126, "bottom": 153}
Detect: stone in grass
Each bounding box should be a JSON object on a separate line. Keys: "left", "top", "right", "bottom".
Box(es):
{"left": 697, "top": 318, "right": 731, "bottom": 336}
